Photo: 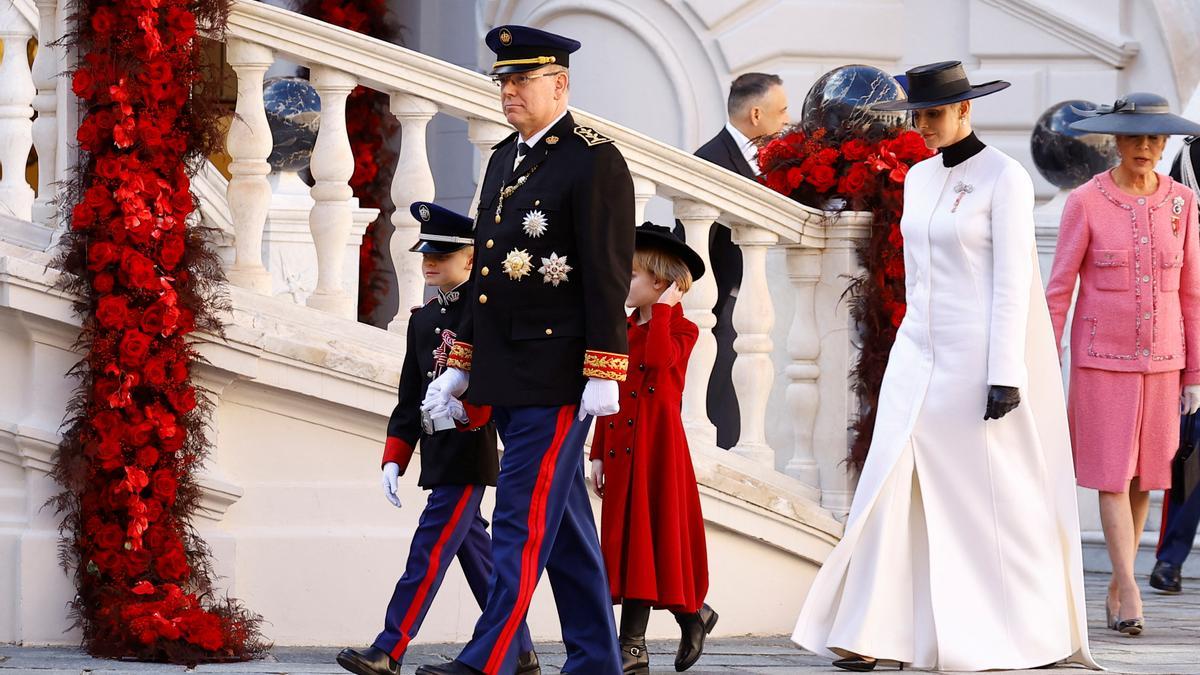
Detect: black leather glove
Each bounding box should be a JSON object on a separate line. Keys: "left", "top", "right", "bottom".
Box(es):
{"left": 984, "top": 385, "right": 1020, "bottom": 420}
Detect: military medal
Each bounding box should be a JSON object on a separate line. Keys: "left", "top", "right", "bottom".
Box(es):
{"left": 1173, "top": 196, "right": 1185, "bottom": 235}
{"left": 502, "top": 248, "right": 533, "bottom": 280}
{"left": 951, "top": 181, "right": 974, "bottom": 213}
{"left": 539, "top": 252, "right": 572, "bottom": 286}
{"left": 522, "top": 210, "right": 549, "bottom": 237}
{"left": 495, "top": 165, "right": 538, "bottom": 224}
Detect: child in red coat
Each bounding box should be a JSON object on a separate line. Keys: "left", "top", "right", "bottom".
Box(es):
{"left": 590, "top": 222, "right": 717, "bottom": 675}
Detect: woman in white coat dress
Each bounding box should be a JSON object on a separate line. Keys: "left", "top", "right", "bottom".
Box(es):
{"left": 792, "top": 61, "right": 1098, "bottom": 672}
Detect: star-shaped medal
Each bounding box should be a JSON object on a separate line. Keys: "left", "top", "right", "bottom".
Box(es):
{"left": 502, "top": 248, "right": 533, "bottom": 281}
{"left": 522, "top": 210, "right": 549, "bottom": 238}
{"left": 539, "top": 252, "right": 572, "bottom": 287}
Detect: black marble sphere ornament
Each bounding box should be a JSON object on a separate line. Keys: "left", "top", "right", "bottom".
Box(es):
{"left": 264, "top": 76, "right": 321, "bottom": 172}
{"left": 1031, "top": 100, "right": 1119, "bottom": 189}
{"left": 800, "top": 65, "right": 908, "bottom": 139}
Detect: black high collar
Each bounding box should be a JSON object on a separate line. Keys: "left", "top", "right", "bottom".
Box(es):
{"left": 941, "top": 132, "right": 986, "bottom": 167}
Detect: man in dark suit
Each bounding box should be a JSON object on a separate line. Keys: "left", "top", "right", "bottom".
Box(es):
{"left": 693, "top": 73, "right": 790, "bottom": 449}
{"left": 417, "top": 24, "right": 633, "bottom": 675}
{"left": 1152, "top": 135, "right": 1200, "bottom": 594}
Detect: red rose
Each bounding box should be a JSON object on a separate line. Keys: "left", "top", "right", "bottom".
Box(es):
{"left": 151, "top": 468, "right": 178, "bottom": 504}
{"left": 807, "top": 165, "right": 837, "bottom": 193}
{"left": 170, "top": 360, "right": 188, "bottom": 384}
{"left": 120, "top": 249, "right": 159, "bottom": 291}
{"left": 786, "top": 166, "right": 805, "bottom": 191}
{"left": 142, "top": 354, "right": 168, "bottom": 385}
{"left": 161, "top": 432, "right": 185, "bottom": 453}
{"left": 144, "top": 525, "right": 171, "bottom": 554}
{"left": 842, "top": 139, "right": 871, "bottom": 161}
{"left": 159, "top": 234, "right": 185, "bottom": 269}
{"left": 95, "top": 295, "right": 129, "bottom": 330}
{"left": 167, "top": 386, "right": 197, "bottom": 414}
{"left": 119, "top": 330, "right": 153, "bottom": 368}
{"left": 176, "top": 308, "right": 195, "bottom": 335}
{"left": 124, "top": 547, "right": 151, "bottom": 576}
{"left": 87, "top": 242, "right": 120, "bottom": 272}
{"left": 144, "top": 498, "right": 164, "bottom": 523}
{"left": 140, "top": 300, "right": 180, "bottom": 336}
{"left": 837, "top": 162, "right": 872, "bottom": 198}
{"left": 155, "top": 547, "right": 189, "bottom": 580}
{"left": 72, "top": 68, "right": 95, "bottom": 98}
{"left": 90, "top": 7, "right": 115, "bottom": 34}
{"left": 95, "top": 523, "right": 125, "bottom": 550}
{"left": 815, "top": 147, "right": 840, "bottom": 165}
{"left": 180, "top": 610, "right": 225, "bottom": 651}
{"left": 129, "top": 420, "right": 156, "bottom": 447}
{"left": 93, "top": 272, "right": 115, "bottom": 293}
{"left": 134, "top": 445, "right": 159, "bottom": 468}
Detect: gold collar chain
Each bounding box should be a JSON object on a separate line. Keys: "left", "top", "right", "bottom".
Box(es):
{"left": 495, "top": 165, "right": 539, "bottom": 224}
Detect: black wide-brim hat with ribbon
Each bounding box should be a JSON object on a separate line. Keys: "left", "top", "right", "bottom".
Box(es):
{"left": 873, "top": 60, "right": 1009, "bottom": 111}
{"left": 485, "top": 25, "right": 581, "bottom": 76}
{"left": 635, "top": 222, "right": 705, "bottom": 282}
{"left": 409, "top": 201, "right": 476, "bottom": 254}
{"left": 1068, "top": 92, "right": 1200, "bottom": 136}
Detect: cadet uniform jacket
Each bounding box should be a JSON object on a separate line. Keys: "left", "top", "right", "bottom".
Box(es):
{"left": 448, "top": 112, "right": 636, "bottom": 405}
{"left": 383, "top": 282, "right": 499, "bottom": 487}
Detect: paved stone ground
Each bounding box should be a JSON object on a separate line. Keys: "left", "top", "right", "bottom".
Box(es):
{"left": 3, "top": 574, "right": 1198, "bottom": 674}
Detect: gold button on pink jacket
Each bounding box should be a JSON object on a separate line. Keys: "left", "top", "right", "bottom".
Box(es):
{"left": 1046, "top": 170, "right": 1200, "bottom": 385}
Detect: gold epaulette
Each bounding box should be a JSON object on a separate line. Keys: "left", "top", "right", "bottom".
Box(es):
{"left": 573, "top": 125, "right": 613, "bottom": 147}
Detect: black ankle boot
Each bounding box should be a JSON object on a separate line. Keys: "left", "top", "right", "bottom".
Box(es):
{"left": 619, "top": 600, "right": 651, "bottom": 675}
{"left": 672, "top": 603, "right": 718, "bottom": 672}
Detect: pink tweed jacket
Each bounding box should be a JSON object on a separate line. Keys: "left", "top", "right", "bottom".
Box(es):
{"left": 1046, "top": 170, "right": 1200, "bottom": 384}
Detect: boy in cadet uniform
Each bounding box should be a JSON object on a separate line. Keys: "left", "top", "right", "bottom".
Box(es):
{"left": 337, "top": 202, "right": 540, "bottom": 675}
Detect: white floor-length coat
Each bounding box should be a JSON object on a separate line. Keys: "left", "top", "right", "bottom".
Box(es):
{"left": 793, "top": 146, "right": 1097, "bottom": 671}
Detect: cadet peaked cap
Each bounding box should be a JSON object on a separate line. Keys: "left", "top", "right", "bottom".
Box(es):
{"left": 485, "top": 25, "right": 581, "bottom": 76}
{"left": 409, "top": 202, "right": 475, "bottom": 254}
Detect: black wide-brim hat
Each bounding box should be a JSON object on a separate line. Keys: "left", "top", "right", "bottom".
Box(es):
{"left": 409, "top": 201, "right": 475, "bottom": 254}
{"left": 873, "top": 60, "right": 1009, "bottom": 111}
{"left": 485, "top": 25, "right": 581, "bottom": 76}
{"left": 1068, "top": 92, "right": 1200, "bottom": 136}
{"left": 635, "top": 222, "right": 705, "bottom": 282}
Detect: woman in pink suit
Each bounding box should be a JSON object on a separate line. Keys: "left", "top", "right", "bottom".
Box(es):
{"left": 1046, "top": 92, "right": 1200, "bottom": 636}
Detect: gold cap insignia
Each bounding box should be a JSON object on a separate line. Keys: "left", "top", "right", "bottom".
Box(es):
{"left": 499, "top": 28, "right": 512, "bottom": 46}
{"left": 545, "top": 135, "right": 559, "bottom": 145}
{"left": 418, "top": 204, "right": 431, "bottom": 221}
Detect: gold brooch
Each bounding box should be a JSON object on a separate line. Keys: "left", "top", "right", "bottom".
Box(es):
{"left": 539, "top": 252, "right": 572, "bottom": 287}
{"left": 502, "top": 248, "right": 533, "bottom": 280}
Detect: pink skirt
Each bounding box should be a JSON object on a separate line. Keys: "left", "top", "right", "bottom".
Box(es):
{"left": 1067, "top": 367, "right": 1180, "bottom": 492}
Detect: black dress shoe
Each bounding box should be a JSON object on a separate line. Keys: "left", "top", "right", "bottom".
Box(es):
{"left": 1150, "top": 559, "right": 1183, "bottom": 593}
{"left": 516, "top": 650, "right": 541, "bottom": 675}
{"left": 673, "top": 603, "right": 718, "bottom": 672}
{"left": 415, "top": 660, "right": 483, "bottom": 675}
{"left": 832, "top": 656, "right": 904, "bottom": 671}
{"left": 336, "top": 646, "right": 401, "bottom": 675}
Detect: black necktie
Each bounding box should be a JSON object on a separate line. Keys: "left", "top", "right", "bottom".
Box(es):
{"left": 516, "top": 142, "right": 531, "bottom": 166}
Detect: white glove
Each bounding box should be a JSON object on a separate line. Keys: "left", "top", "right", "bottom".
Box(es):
{"left": 1184, "top": 385, "right": 1200, "bottom": 416}
{"left": 578, "top": 377, "right": 620, "bottom": 421}
{"left": 427, "top": 397, "right": 469, "bottom": 425}
{"left": 381, "top": 462, "right": 401, "bottom": 508}
{"left": 422, "top": 368, "right": 469, "bottom": 413}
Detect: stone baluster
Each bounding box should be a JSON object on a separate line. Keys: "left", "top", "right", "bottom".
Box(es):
{"left": 0, "top": 5, "right": 35, "bottom": 221}
{"left": 813, "top": 213, "right": 871, "bottom": 516}
{"left": 387, "top": 93, "right": 438, "bottom": 336}
{"left": 305, "top": 66, "right": 358, "bottom": 318}
{"left": 224, "top": 39, "right": 275, "bottom": 293}
{"left": 729, "top": 222, "right": 779, "bottom": 466}
{"left": 673, "top": 199, "right": 721, "bottom": 440}
{"left": 632, "top": 175, "right": 656, "bottom": 225}
{"left": 467, "top": 117, "right": 513, "bottom": 214}
{"left": 783, "top": 245, "right": 821, "bottom": 488}
{"left": 30, "top": 0, "right": 57, "bottom": 227}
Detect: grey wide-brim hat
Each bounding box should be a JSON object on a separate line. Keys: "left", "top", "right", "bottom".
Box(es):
{"left": 1069, "top": 92, "right": 1200, "bottom": 135}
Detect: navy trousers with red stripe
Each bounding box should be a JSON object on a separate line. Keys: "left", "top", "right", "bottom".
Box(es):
{"left": 372, "top": 484, "right": 533, "bottom": 662}
{"left": 458, "top": 405, "right": 620, "bottom": 675}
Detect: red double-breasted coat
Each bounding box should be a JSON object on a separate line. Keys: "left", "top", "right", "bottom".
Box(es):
{"left": 590, "top": 303, "right": 708, "bottom": 612}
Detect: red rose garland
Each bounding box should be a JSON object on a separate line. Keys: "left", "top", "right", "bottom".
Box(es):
{"left": 51, "top": 0, "right": 266, "bottom": 662}
{"left": 759, "top": 127, "right": 934, "bottom": 469}
{"left": 301, "top": 0, "right": 400, "bottom": 325}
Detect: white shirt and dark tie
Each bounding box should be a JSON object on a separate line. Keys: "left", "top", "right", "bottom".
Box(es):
{"left": 514, "top": 109, "right": 569, "bottom": 171}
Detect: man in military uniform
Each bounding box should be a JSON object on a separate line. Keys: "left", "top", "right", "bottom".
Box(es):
{"left": 337, "top": 203, "right": 539, "bottom": 675}
{"left": 417, "top": 25, "right": 633, "bottom": 675}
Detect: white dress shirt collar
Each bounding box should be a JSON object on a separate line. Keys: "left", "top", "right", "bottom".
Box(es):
{"left": 725, "top": 121, "right": 760, "bottom": 175}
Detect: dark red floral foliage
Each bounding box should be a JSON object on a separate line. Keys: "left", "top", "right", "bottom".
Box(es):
{"left": 51, "top": 0, "right": 266, "bottom": 663}
{"left": 759, "top": 126, "right": 934, "bottom": 470}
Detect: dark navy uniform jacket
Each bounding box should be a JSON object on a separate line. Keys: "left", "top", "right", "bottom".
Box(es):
{"left": 448, "top": 112, "right": 635, "bottom": 405}
{"left": 383, "top": 281, "right": 499, "bottom": 487}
